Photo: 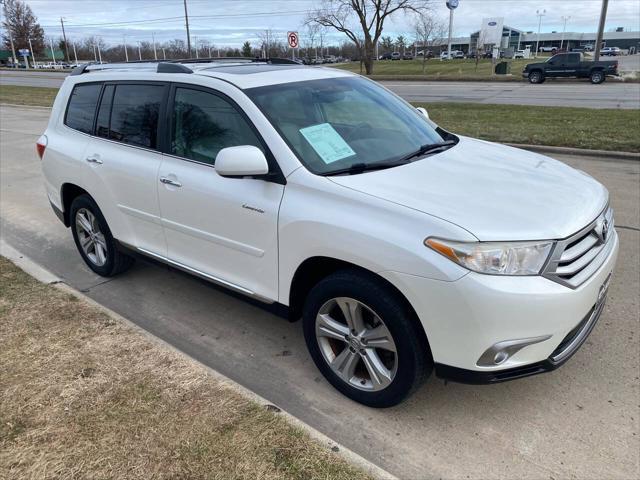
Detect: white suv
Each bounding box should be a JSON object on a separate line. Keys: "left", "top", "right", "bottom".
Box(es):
{"left": 38, "top": 60, "right": 618, "bottom": 407}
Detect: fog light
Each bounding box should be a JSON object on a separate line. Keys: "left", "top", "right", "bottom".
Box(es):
{"left": 477, "top": 335, "right": 552, "bottom": 367}
{"left": 493, "top": 351, "right": 509, "bottom": 365}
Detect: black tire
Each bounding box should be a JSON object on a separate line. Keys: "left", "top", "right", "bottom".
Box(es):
{"left": 302, "top": 269, "right": 432, "bottom": 408}
{"left": 590, "top": 70, "right": 605, "bottom": 84}
{"left": 528, "top": 70, "right": 544, "bottom": 84}
{"left": 70, "top": 194, "right": 134, "bottom": 277}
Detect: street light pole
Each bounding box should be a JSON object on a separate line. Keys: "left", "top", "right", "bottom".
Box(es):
{"left": 50, "top": 38, "right": 56, "bottom": 64}
{"left": 594, "top": 0, "right": 609, "bottom": 59}
{"left": 72, "top": 42, "right": 78, "bottom": 63}
{"left": 123, "top": 35, "right": 129, "bottom": 62}
{"left": 152, "top": 32, "right": 157, "bottom": 60}
{"left": 560, "top": 15, "right": 570, "bottom": 50}
{"left": 535, "top": 9, "right": 546, "bottom": 57}
{"left": 137, "top": 41, "right": 142, "bottom": 60}
{"left": 28, "top": 38, "right": 37, "bottom": 68}
{"left": 194, "top": 36, "right": 198, "bottom": 59}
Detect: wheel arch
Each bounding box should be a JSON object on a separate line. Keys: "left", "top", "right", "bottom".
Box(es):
{"left": 287, "top": 256, "right": 432, "bottom": 356}
{"left": 60, "top": 183, "right": 91, "bottom": 227}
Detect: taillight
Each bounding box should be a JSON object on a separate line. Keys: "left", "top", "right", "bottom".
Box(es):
{"left": 36, "top": 135, "right": 47, "bottom": 160}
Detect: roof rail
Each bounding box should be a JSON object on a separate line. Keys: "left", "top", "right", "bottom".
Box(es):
{"left": 68, "top": 57, "right": 301, "bottom": 76}
{"left": 168, "top": 56, "right": 301, "bottom": 65}
{"left": 70, "top": 62, "right": 193, "bottom": 76}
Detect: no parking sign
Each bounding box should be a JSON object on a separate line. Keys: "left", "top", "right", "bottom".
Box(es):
{"left": 287, "top": 31, "right": 299, "bottom": 49}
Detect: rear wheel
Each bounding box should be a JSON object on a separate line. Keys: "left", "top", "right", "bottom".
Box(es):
{"left": 302, "top": 270, "right": 432, "bottom": 407}
{"left": 590, "top": 70, "right": 605, "bottom": 84}
{"left": 70, "top": 194, "right": 134, "bottom": 277}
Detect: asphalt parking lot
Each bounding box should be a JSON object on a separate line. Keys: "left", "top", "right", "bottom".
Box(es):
{"left": 1, "top": 104, "right": 639, "bottom": 479}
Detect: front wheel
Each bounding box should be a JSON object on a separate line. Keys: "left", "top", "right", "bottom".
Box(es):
{"left": 302, "top": 270, "right": 432, "bottom": 407}
{"left": 590, "top": 70, "right": 605, "bottom": 84}
{"left": 70, "top": 194, "right": 134, "bottom": 277}
{"left": 528, "top": 70, "right": 544, "bottom": 84}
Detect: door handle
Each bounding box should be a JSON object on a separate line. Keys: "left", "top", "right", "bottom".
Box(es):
{"left": 85, "top": 155, "right": 103, "bottom": 164}
{"left": 160, "top": 177, "right": 182, "bottom": 187}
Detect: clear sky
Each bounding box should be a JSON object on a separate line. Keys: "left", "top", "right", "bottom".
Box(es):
{"left": 19, "top": 0, "right": 640, "bottom": 47}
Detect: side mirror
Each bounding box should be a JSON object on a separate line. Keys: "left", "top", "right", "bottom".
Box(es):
{"left": 416, "top": 107, "right": 429, "bottom": 119}
{"left": 215, "top": 145, "right": 269, "bottom": 178}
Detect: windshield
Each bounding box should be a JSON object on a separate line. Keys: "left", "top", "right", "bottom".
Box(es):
{"left": 246, "top": 76, "right": 451, "bottom": 175}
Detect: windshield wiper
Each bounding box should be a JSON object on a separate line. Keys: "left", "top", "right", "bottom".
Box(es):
{"left": 321, "top": 160, "right": 411, "bottom": 176}
{"left": 397, "top": 140, "right": 456, "bottom": 163}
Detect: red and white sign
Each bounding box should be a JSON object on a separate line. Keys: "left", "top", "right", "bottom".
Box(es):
{"left": 287, "top": 31, "right": 299, "bottom": 49}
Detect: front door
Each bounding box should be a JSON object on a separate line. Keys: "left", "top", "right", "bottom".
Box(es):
{"left": 157, "top": 85, "right": 284, "bottom": 301}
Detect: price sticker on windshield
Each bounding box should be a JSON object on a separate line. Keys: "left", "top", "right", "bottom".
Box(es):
{"left": 299, "top": 123, "right": 356, "bottom": 164}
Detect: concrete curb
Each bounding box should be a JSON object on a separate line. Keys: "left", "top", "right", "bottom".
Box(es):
{"left": 0, "top": 239, "right": 397, "bottom": 480}
{"left": 505, "top": 143, "right": 640, "bottom": 160}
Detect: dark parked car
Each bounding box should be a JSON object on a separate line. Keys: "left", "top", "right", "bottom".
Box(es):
{"left": 379, "top": 52, "right": 393, "bottom": 60}
{"left": 522, "top": 52, "right": 618, "bottom": 84}
{"left": 403, "top": 52, "right": 414, "bottom": 60}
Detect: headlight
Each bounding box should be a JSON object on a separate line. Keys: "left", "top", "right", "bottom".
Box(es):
{"left": 425, "top": 238, "right": 553, "bottom": 275}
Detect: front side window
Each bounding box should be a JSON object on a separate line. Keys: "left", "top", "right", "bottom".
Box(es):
{"left": 171, "top": 87, "right": 263, "bottom": 165}
{"left": 109, "top": 84, "right": 164, "bottom": 149}
{"left": 246, "top": 77, "right": 449, "bottom": 175}
{"left": 65, "top": 83, "right": 101, "bottom": 134}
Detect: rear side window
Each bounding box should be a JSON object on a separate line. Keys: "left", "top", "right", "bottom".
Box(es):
{"left": 109, "top": 84, "right": 164, "bottom": 149}
{"left": 65, "top": 83, "right": 101, "bottom": 134}
{"left": 96, "top": 84, "right": 114, "bottom": 138}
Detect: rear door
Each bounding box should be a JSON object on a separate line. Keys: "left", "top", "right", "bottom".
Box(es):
{"left": 156, "top": 84, "right": 284, "bottom": 300}
{"left": 82, "top": 82, "right": 169, "bottom": 256}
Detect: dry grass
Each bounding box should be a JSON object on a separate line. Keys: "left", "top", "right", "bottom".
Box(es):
{"left": 0, "top": 257, "right": 371, "bottom": 480}
{"left": 0, "top": 85, "right": 57, "bottom": 107}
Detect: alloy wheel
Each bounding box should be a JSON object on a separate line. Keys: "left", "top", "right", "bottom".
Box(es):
{"left": 315, "top": 297, "right": 398, "bottom": 392}
{"left": 75, "top": 208, "right": 108, "bottom": 266}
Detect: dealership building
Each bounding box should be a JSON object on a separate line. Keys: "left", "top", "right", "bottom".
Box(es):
{"left": 425, "top": 23, "right": 639, "bottom": 54}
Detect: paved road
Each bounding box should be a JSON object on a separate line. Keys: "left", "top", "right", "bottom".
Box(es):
{"left": 1, "top": 105, "right": 639, "bottom": 479}
{"left": 2, "top": 69, "right": 639, "bottom": 109}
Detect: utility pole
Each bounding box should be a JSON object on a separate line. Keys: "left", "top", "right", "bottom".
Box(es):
{"left": 2, "top": 0, "right": 18, "bottom": 68}
{"left": 123, "top": 35, "right": 129, "bottom": 62}
{"left": 152, "top": 32, "right": 157, "bottom": 60}
{"left": 535, "top": 9, "right": 546, "bottom": 57}
{"left": 60, "top": 17, "right": 70, "bottom": 62}
{"left": 28, "top": 38, "right": 37, "bottom": 68}
{"left": 183, "top": 0, "right": 192, "bottom": 58}
{"left": 594, "top": 0, "right": 609, "bottom": 59}
{"left": 560, "top": 16, "right": 570, "bottom": 50}
{"left": 137, "top": 41, "right": 142, "bottom": 60}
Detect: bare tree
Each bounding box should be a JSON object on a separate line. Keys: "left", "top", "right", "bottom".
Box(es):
{"left": 2, "top": 0, "right": 45, "bottom": 56}
{"left": 307, "top": 0, "right": 429, "bottom": 75}
{"left": 413, "top": 11, "right": 443, "bottom": 73}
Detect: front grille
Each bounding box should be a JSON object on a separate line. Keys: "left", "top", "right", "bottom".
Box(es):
{"left": 543, "top": 206, "right": 614, "bottom": 288}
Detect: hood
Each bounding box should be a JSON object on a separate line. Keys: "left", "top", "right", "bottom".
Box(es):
{"left": 329, "top": 137, "right": 608, "bottom": 241}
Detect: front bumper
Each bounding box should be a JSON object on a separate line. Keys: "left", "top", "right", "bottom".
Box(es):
{"left": 522, "top": 71, "right": 529, "bottom": 78}
{"left": 434, "top": 293, "right": 607, "bottom": 384}
{"left": 380, "top": 230, "right": 619, "bottom": 377}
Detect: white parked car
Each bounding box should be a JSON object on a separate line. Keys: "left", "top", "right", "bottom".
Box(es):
{"left": 38, "top": 60, "right": 618, "bottom": 407}
{"left": 514, "top": 50, "right": 526, "bottom": 58}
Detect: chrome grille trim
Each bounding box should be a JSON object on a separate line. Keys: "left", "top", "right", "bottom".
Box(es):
{"left": 543, "top": 206, "right": 614, "bottom": 289}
